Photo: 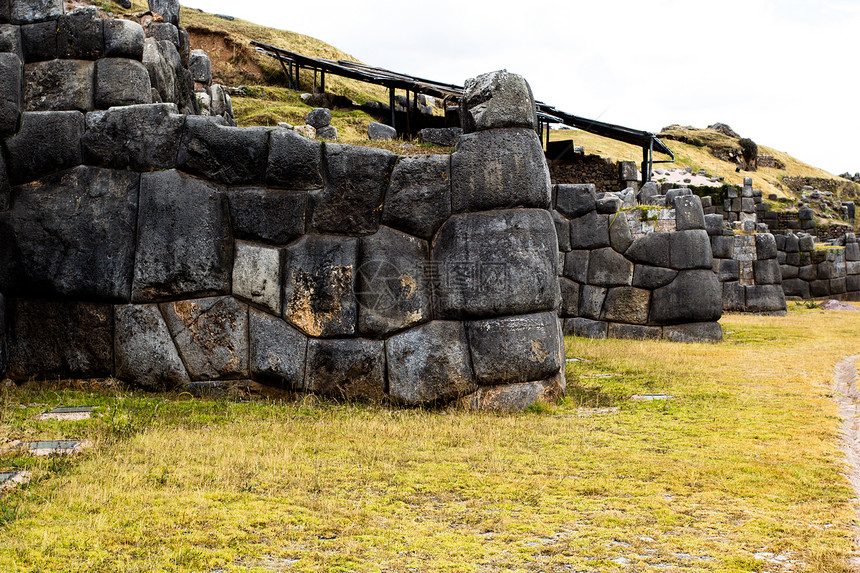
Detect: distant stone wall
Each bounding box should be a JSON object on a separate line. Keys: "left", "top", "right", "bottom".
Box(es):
{"left": 548, "top": 154, "right": 622, "bottom": 194}
{"left": 777, "top": 234, "right": 860, "bottom": 300}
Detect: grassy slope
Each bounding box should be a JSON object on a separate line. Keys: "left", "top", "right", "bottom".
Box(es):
{"left": 1, "top": 306, "right": 859, "bottom": 572}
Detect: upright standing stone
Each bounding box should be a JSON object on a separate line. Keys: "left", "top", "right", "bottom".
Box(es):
{"left": 460, "top": 69, "right": 536, "bottom": 133}
{"left": 148, "top": 0, "right": 180, "bottom": 27}
{"left": 114, "top": 304, "right": 189, "bottom": 389}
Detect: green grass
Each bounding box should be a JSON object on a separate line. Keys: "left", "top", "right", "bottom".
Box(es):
{"left": 1, "top": 306, "right": 859, "bottom": 571}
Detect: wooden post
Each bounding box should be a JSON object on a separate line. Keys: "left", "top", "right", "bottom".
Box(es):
{"left": 389, "top": 87, "right": 396, "bottom": 132}
{"left": 405, "top": 89, "right": 411, "bottom": 136}
{"left": 320, "top": 71, "right": 325, "bottom": 92}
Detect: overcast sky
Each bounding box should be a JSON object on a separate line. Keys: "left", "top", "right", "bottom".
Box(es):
{"left": 185, "top": 0, "right": 859, "bottom": 175}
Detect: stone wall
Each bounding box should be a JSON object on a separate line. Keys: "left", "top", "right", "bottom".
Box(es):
{"left": 777, "top": 233, "right": 860, "bottom": 300}
{"left": 548, "top": 153, "right": 622, "bottom": 194}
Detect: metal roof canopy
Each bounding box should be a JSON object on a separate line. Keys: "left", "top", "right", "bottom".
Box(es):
{"left": 250, "top": 41, "right": 674, "bottom": 179}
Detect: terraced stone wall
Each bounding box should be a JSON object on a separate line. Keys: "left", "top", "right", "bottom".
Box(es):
{"left": 777, "top": 233, "right": 860, "bottom": 301}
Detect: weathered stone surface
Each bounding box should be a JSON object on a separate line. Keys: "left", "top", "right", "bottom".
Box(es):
{"left": 283, "top": 234, "right": 357, "bottom": 337}
{"left": 267, "top": 128, "right": 324, "bottom": 189}
{"left": 0, "top": 152, "right": 9, "bottom": 210}
{"left": 846, "top": 242, "right": 860, "bottom": 262}
{"left": 177, "top": 115, "right": 270, "bottom": 185}
{"left": 609, "top": 211, "right": 633, "bottom": 253}
{"left": 673, "top": 194, "right": 705, "bottom": 231}
{"left": 552, "top": 210, "right": 571, "bottom": 252}
{"left": 607, "top": 322, "right": 661, "bottom": 340}
{"left": 564, "top": 317, "right": 607, "bottom": 339}
{"left": 6, "top": 299, "right": 112, "bottom": 380}
{"left": 563, "top": 250, "right": 589, "bottom": 284}
{"left": 602, "top": 287, "right": 650, "bottom": 324}
{"left": 663, "top": 322, "right": 722, "bottom": 343}
{"left": 387, "top": 320, "right": 476, "bottom": 405}
{"left": 94, "top": 58, "right": 152, "bottom": 108}
{"left": 555, "top": 183, "right": 596, "bottom": 219}
{"left": 558, "top": 278, "right": 579, "bottom": 316}
{"left": 208, "top": 83, "right": 231, "bottom": 118}
{"left": 9, "top": 0, "right": 63, "bottom": 25}
{"left": 809, "top": 279, "right": 830, "bottom": 298}
{"left": 710, "top": 235, "right": 733, "bottom": 259}
{"left": 626, "top": 232, "right": 670, "bottom": 267}
{"left": 0, "top": 51, "right": 22, "bottom": 134}
{"left": 432, "top": 209, "right": 558, "bottom": 318}
{"left": 133, "top": 170, "right": 232, "bottom": 301}
{"left": 57, "top": 7, "right": 102, "bottom": 59}
{"left": 569, "top": 211, "right": 610, "bottom": 250}
{"left": 20, "top": 21, "right": 56, "bottom": 62}
{"left": 783, "top": 233, "right": 799, "bottom": 253}
{"left": 114, "top": 304, "right": 189, "bottom": 389}
{"left": 188, "top": 48, "right": 210, "bottom": 84}
{"left": 305, "top": 107, "right": 330, "bottom": 129}
{"left": 148, "top": 0, "right": 179, "bottom": 26}
{"left": 650, "top": 269, "right": 722, "bottom": 324}
{"left": 717, "top": 259, "right": 740, "bottom": 282}
{"left": 704, "top": 213, "right": 724, "bottom": 236}
{"left": 308, "top": 143, "right": 396, "bottom": 234}
{"left": 467, "top": 312, "right": 560, "bottom": 385}
{"left": 745, "top": 285, "right": 786, "bottom": 313}
{"left": 357, "top": 226, "right": 431, "bottom": 337}
{"left": 232, "top": 241, "right": 283, "bottom": 315}
{"left": 368, "top": 121, "right": 396, "bottom": 141}
{"left": 418, "top": 126, "right": 462, "bottom": 146}
{"left": 780, "top": 264, "right": 799, "bottom": 280}
{"left": 24, "top": 58, "right": 93, "bottom": 111}
{"left": 722, "top": 281, "right": 746, "bottom": 311}
{"left": 161, "top": 296, "right": 248, "bottom": 380}
{"left": 782, "top": 277, "right": 810, "bottom": 299}
{"left": 587, "top": 247, "right": 633, "bottom": 287}
{"left": 147, "top": 22, "right": 178, "bottom": 48}
{"left": 316, "top": 125, "right": 337, "bottom": 140}
{"left": 669, "top": 230, "right": 713, "bottom": 270}
{"left": 799, "top": 234, "right": 815, "bottom": 252}
{"left": 382, "top": 154, "right": 450, "bottom": 241}
{"left": 142, "top": 38, "right": 195, "bottom": 113}
{"left": 104, "top": 18, "right": 144, "bottom": 60}
{"left": 848, "top": 275, "right": 860, "bottom": 293}
{"left": 249, "top": 308, "right": 306, "bottom": 390}
{"left": 0, "top": 166, "right": 138, "bottom": 300}
{"left": 4, "top": 110, "right": 83, "bottom": 185}
{"left": 595, "top": 194, "right": 621, "bottom": 214}
{"left": 755, "top": 233, "right": 778, "bottom": 260}
{"left": 177, "top": 26, "right": 189, "bottom": 64}
{"left": 226, "top": 186, "right": 305, "bottom": 245}
{"left": 830, "top": 277, "right": 847, "bottom": 294}
{"left": 459, "top": 373, "right": 565, "bottom": 412}
{"left": 461, "top": 70, "right": 536, "bottom": 132}
{"left": 304, "top": 337, "right": 385, "bottom": 400}
{"left": 578, "top": 284, "right": 607, "bottom": 320}
{"left": 0, "top": 23, "right": 22, "bottom": 61}
{"left": 753, "top": 259, "right": 781, "bottom": 285}
{"left": 82, "top": 103, "right": 183, "bottom": 170}
{"left": 632, "top": 265, "right": 677, "bottom": 289}
{"left": 451, "top": 128, "right": 550, "bottom": 213}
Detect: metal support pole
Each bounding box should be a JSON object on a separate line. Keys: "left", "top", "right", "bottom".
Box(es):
{"left": 278, "top": 57, "right": 292, "bottom": 89}
{"left": 313, "top": 69, "right": 317, "bottom": 93}
{"left": 413, "top": 90, "right": 418, "bottom": 132}
{"left": 405, "top": 89, "right": 411, "bottom": 136}
{"left": 641, "top": 146, "right": 650, "bottom": 184}
{"left": 320, "top": 71, "right": 325, "bottom": 92}
{"left": 389, "top": 87, "right": 396, "bottom": 132}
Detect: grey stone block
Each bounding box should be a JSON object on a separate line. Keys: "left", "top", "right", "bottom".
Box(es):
{"left": 148, "top": 0, "right": 179, "bottom": 26}
{"left": 418, "top": 126, "right": 462, "bottom": 146}
{"left": 232, "top": 240, "right": 283, "bottom": 315}
{"left": 665, "top": 187, "right": 691, "bottom": 205}
{"left": 249, "top": 308, "right": 306, "bottom": 390}
{"left": 587, "top": 247, "right": 633, "bottom": 287}
{"left": 632, "top": 265, "right": 677, "bottom": 289}
{"left": 578, "top": 284, "right": 607, "bottom": 320}
{"left": 94, "top": 58, "right": 152, "bottom": 108}
{"left": 283, "top": 234, "right": 357, "bottom": 337}
{"left": 555, "top": 183, "right": 596, "bottom": 219}
{"left": 20, "top": 20, "right": 56, "bottom": 62}
{"left": 9, "top": 0, "right": 63, "bottom": 24}
{"left": 722, "top": 281, "right": 746, "bottom": 311}
{"left": 304, "top": 338, "right": 386, "bottom": 401}
{"left": 132, "top": 170, "right": 232, "bottom": 302}
{"left": 189, "top": 48, "right": 210, "bottom": 84}
{"left": 104, "top": 18, "right": 144, "bottom": 60}
{"left": 432, "top": 209, "right": 558, "bottom": 318}
{"left": 57, "top": 7, "right": 103, "bottom": 59}
{"left": 82, "top": 103, "right": 184, "bottom": 170}
{"left": 305, "top": 107, "right": 330, "bottom": 129}
{"left": 0, "top": 166, "right": 138, "bottom": 300}
{"left": 450, "top": 128, "right": 550, "bottom": 213}
{"left": 147, "top": 22, "right": 178, "bottom": 48}
{"left": 753, "top": 259, "right": 781, "bottom": 285}
{"left": 387, "top": 320, "right": 476, "bottom": 405}
{"left": 563, "top": 250, "right": 589, "bottom": 284}
{"left": 226, "top": 186, "right": 305, "bottom": 245}
{"left": 846, "top": 242, "right": 860, "bottom": 262}
{"left": 780, "top": 264, "right": 798, "bottom": 280}
{"left": 6, "top": 299, "right": 113, "bottom": 380}
{"left": 847, "top": 275, "right": 860, "bottom": 293}
{"left": 710, "top": 235, "right": 733, "bottom": 259}
{"left": 0, "top": 51, "right": 22, "bottom": 134}
{"left": 797, "top": 264, "right": 816, "bottom": 282}
{"left": 831, "top": 277, "right": 847, "bottom": 294}
{"left": 553, "top": 210, "right": 571, "bottom": 252}
{"left": 663, "top": 322, "right": 722, "bottom": 343}
{"left": 817, "top": 262, "right": 833, "bottom": 280}
{"left": 459, "top": 374, "right": 565, "bottom": 413}
{"left": 745, "top": 285, "right": 787, "bottom": 313}
{"left": 382, "top": 154, "right": 451, "bottom": 241}
{"left": 558, "top": 278, "right": 579, "bottom": 316}
{"left": 368, "top": 121, "right": 396, "bottom": 141}
{"left": 799, "top": 234, "right": 815, "bottom": 252}
{"left": 626, "top": 232, "right": 670, "bottom": 267}
{"left": 782, "top": 278, "right": 810, "bottom": 299}
{"left": 607, "top": 323, "right": 661, "bottom": 340}
{"left": 741, "top": 197, "right": 755, "bottom": 213}
{"left": 777, "top": 251, "right": 787, "bottom": 264}
{"left": 357, "top": 226, "right": 431, "bottom": 337}
{"left": 569, "top": 211, "right": 610, "bottom": 250}
{"left": 467, "top": 311, "right": 560, "bottom": 385}
{"left": 177, "top": 115, "right": 271, "bottom": 185}
{"left": 786, "top": 252, "right": 801, "bottom": 266}
{"left": 755, "top": 233, "right": 778, "bottom": 260}
{"left": 674, "top": 194, "right": 705, "bottom": 231}
{"left": 0, "top": 152, "right": 8, "bottom": 210}
{"left": 24, "top": 58, "right": 93, "bottom": 111}
{"left": 565, "top": 317, "right": 607, "bottom": 339}
{"left": 460, "top": 70, "right": 536, "bottom": 133}
{"left": 308, "top": 143, "right": 397, "bottom": 234}
{"left": 609, "top": 211, "right": 633, "bottom": 253}
{"left": 4, "top": 110, "right": 84, "bottom": 185}
{"left": 178, "top": 26, "right": 189, "bottom": 65}
{"left": 161, "top": 296, "right": 249, "bottom": 380}
{"left": 650, "top": 269, "right": 721, "bottom": 324}
{"left": 718, "top": 259, "right": 740, "bottom": 282}
{"left": 783, "top": 233, "right": 799, "bottom": 253}
{"left": 114, "top": 304, "right": 189, "bottom": 389}
{"left": 267, "top": 128, "right": 324, "bottom": 190}
{"left": 798, "top": 207, "right": 814, "bottom": 221}
{"left": 670, "top": 229, "right": 713, "bottom": 270}
{"left": 142, "top": 38, "right": 195, "bottom": 113}
{"left": 0, "top": 23, "right": 22, "bottom": 61}
{"left": 602, "top": 287, "right": 649, "bottom": 325}
{"left": 595, "top": 194, "right": 621, "bottom": 214}
{"left": 810, "top": 279, "right": 830, "bottom": 298}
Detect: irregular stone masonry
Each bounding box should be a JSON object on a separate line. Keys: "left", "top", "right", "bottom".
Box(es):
{"left": 776, "top": 233, "right": 860, "bottom": 301}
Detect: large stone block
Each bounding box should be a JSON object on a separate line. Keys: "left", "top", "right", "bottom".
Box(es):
{"left": 4, "top": 110, "right": 84, "bottom": 184}
{"left": 607, "top": 322, "right": 661, "bottom": 340}
{"left": 632, "top": 265, "right": 677, "bottom": 289}
{"left": 717, "top": 259, "right": 740, "bottom": 282}
{"left": 57, "top": 7, "right": 103, "bottom": 59}
{"left": 830, "top": 277, "right": 847, "bottom": 295}
{"left": 810, "top": 279, "right": 830, "bottom": 298}
{"left": 467, "top": 311, "right": 560, "bottom": 385}
{"left": 704, "top": 213, "right": 724, "bottom": 236}
{"left": 722, "top": 281, "right": 746, "bottom": 311}
{"left": 780, "top": 264, "right": 799, "bottom": 280}
{"left": 114, "top": 304, "right": 189, "bottom": 389}
{"left": 308, "top": 143, "right": 397, "bottom": 234}
{"left": 587, "top": 247, "right": 633, "bottom": 287}
{"left": 564, "top": 317, "right": 607, "bottom": 339}
{"left": 6, "top": 299, "right": 112, "bottom": 380}
{"left": 745, "top": 285, "right": 786, "bottom": 313}
{"left": 846, "top": 242, "right": 860, "bottom": 262}
{"left": 147, "top": 22, "right": 178, "bottom": 49}
{"left": 249, "top": 308, "right": 306, "bottom": 390}
{"left": 569, "top": 211, "right": 610, "bottom": 250}
{"left": 161, "top": 296, "right": 249, "bottom": 380}
{"left": 558, "top": 277, "right": 579, "bottom": 316}
{"left": 753, "top": 259, "right": 781, "bottom": 285}
{"left": 674, "top": 194, "right": 705, "bottom": 231}
{"left": 460, "top": 70, "right": 536, "bottom": 133}
{"left": 609, "top": 211, "right": 633, "bottom": 253}
{"left": 24, "top": 58, "right": 93, "bottom": 111}
{"left": 626, "top": 232, "right": 670, "bottom": 267}
{"left": 650, "top": 269, "right": 722, "bottom": 324}
{"left": 578, "top": 284, "right": 607, "bottom": 320}
{"left": 132, "top": 170, "right": 232, "bottom": 301}
{"left": 0, "top": 51, "right": 22, "bottom": 135}
{"left": 459, "top": 373, "right": 565, "bottom": 412}
{"left": 189, "top": 48, "right": 210, "bottom": 84}
{"left": 0, "top": 166, "right": 138, "bottom": 300}
{"left": 382, "top": 154, "right": 451, "bottom": 240}
{"left": 386, "top": 320, "right": 476, "bottom": 405}
{"left": 555, "top": 183, "right": 596, "bottom": 219}
{"left": 0, "top": 152, "right": 8, "bottom": 210}
{"left": 663, "top": 322, "right": 722, "bottom": 343}
{"left": 177, "top": 115, "right": 270, "bottom": 185}
{"left": 755, "top": 233, "right": 778, "bottom": 260}
{"left": 710, "top": 235, "right": 733, "bottom": 259}
{"left": 304, "top": 337, "right": 385, "bottom": 400}
{"left": 82, "top": 103, "right": 184, "bottom": 170}
{"left": 450, "top": 128, "right": 550, "bottom": 212}
{"left": 20, "top": 21, "right": 56, "bottom": 62}
{"left": 781, "top": 278, "right": 810, "bottom": 299}
{"left": 563, "top": 250, "right": 589, "bottom": 284}
{"left": 0, "top": 23, "right": 22, "bottom": 61}
{"left": 226, "top": 186, "right": 305, "bottom": 245}
{"left": 148, "top": 0, "right": 180, "bottom": 27}
{"left": 669, "top": 229, "right": 713, "bottom": 270}
{"left": 142, "top": 38, "right": 195, "bottom": 113}
{"left": 357, "top": 226, "right": 431, "bottom": 338}
{"left": 9, "top": 0, "right": 63, "bottom": 24}
{"left": 602, "top": 287, "right": 650, "bottom": 324}
{"left": 232, "top": 240, "right": 283, "bottom": 315}
{"left": 266, "top": 128, "right": 324, "bottom": 190}
{"left": 283, "top": 234, "right": 358, "bottom": 337}
{"left": 104, "top": 18, "right": 144, "bottom": 60}
{"left": 94, "top": 58, "right": 152, "bottom": 108}
{"left": 432, "top": 209, "right": 558, "bottom": 318}
{"left": 783, "top": 233, "right": 799, "bottom": 253}
{"left": 552, "top": 210, "right": 571, "bottom": 252}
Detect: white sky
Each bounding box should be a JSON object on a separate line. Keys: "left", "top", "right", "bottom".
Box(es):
{"left": 184, "top": 0, "right": 860, "bottom": 175}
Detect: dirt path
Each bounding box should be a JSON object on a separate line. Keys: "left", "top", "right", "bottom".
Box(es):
{"left": 834, "top": 354, "right": 860, "bottom": 570}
